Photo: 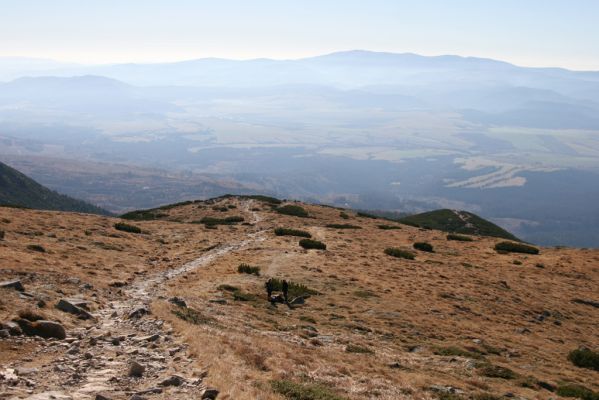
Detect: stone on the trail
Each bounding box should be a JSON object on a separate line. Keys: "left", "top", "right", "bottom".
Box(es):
{"left": 128, "top": 360, "right": 145, "bottom": 377}
{"left": 0, "top": 329, "right": 9, "bottom": 338}
{"left": 168, "top": 296, "right": 187, "bottom": 307}
{"left": 1, "top": 321, "right": 22, "bottom": 336}
{"left": 109, "top": 281, "right": 127, "bottom": 288}
{"left": 201, "top": 388, "right": 220, "bottom": 399}
{"left": 95, "top": 394, "right": 112, "bottom": 400}
{"left": 430, "top": 385, "right": 463, "bottom": 395}
{"left": 55, "top": 299, "right": 93, "bottom": 320}
{"left": 0, "top": 368, "right": 19, "bottom": 385}
{"left": 158, "top": 375, "right": 185, "bottom": 387}
{"left": 138, "top": 333, "right": 160, "bottom": 342}
{"left": 208, "top": 299, "right": 227, "bottom": 304}
{"left": 0, "top": 279, "right": 24, "bottom": 292}
{"left": 129, "top": 396, "right": 146, "bottom": 400}
{"left": 16, "top": 319, "right": 66, "bottom": 340}
{"left": 128, "top": 306, "right": 149, "bottom": 319}
{"left": 290, "top": 296, "right": 305, "bottom": 305}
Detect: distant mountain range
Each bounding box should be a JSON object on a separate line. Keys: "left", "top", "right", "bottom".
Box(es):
{"left": 0, "top": 161, "right": 109, "bottom": 215}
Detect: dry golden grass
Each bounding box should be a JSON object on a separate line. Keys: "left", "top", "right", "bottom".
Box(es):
{"left": 1, "top": 198, "right": 598, "bottom": 400}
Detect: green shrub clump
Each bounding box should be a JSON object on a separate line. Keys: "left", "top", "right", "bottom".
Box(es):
{"left": 299, "top": 239, "right": 326, "bottom": 250}
{"left": 198, "top": 216, "right": 244, "bottom": 226}
{"left": 271, "top": 379, "right": 348, "bottom": 400}
{"left": 114, "top": 222, "right": 142, "bottom": 234}
{"left": 413, "top": 242, "right": 434, "bottom": 252}
{"left": 377, "top": 224, "right": 401, "bottom": 230}
{"left": 276, "top": 205, "right": 309, "bottom": 218}
{"left": 568, "top": 348, "right": 599, "bottom": 371}
{"left": 384, "top": 247, "right": 415, "bottom": 260}
{"left": 447, "top": 233, "right": 473, "bottom": 241}
{"left": 238, "top": 263, "right": 261, "bottom": 276}
{"left": 557, "top": 384, "right": 599, "bottom": 400}
{"left": 325, "top": 224, "right": 361, "bottom": 229}
{"left": 269, "top": 278, "right": 318, "bottom": 298}
{"left": 172, "top": 306, "right": 214, "bottom": 325}
{"left": 478, "top": 364, "right": 517, "bottom": 380}
{"left": 494, "top": 241, "right": 539, "bottom": 254}
{"left": 274, "top": 227, "right": 312, "bottom": 238}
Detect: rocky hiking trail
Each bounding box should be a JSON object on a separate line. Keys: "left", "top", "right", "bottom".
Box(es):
{"left": 1, "top": 202, "right": 266, "bottom": 400}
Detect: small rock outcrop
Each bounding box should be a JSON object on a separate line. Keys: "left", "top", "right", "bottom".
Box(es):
{"left": 15, "top": 318, "right": 66, "bottom": 340}
{"left": 201, "top": 388, "right": 219, "bottom": 399}
{"left": 56, "top": 298, "right": 94, "bottom": 320}
{"left": 128, "top": 360, "right": 145, "bottom": 377}
{"left": 0, "top": 279, "right": 25, "bottom": 292}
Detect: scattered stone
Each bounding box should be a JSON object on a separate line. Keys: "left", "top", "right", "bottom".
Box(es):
{"left": 158, "top": 375, "right": 185, "bottom": 387}
{"left": 95, "top": 394, "right": 112, "bottom": 400}
{"left": 169, "top": 296, "right": 187, "bottom": 307}
{"left": 109, "top": 281, "right": 127, "bottom": 288}
{"left": 290, "top": 296, "right": 305, "bottom": 305}
{"left": 1, "top": 321, "right": 22, "bottom": 336}
{"left": 56, "top": 299, "right": 93, "bottom": 320}
{"left": 429, "top": 385, "right": 463, "bottom": 395}
{"left": 15, "top": 319, "right": 66, "bottom": 340}
{"left": 129, "top": 396, "right": 146, "bottom": 400}
{"left": 201, "top": 388, "right": 220, "bottom": 399}
{"left": 0, "top": 329, "right": 9, "bottom": 338}
{"left": 208, "top": 299, "right": 227, "bottom": 304}
{"left": 0, "top": 279, "right": 24, "bottom": 292}
{"left": 128, "top": 307, "right": 149, "bottom": 319}
{"left": 128, "top": 360, "right": 145, "bottom": 377}
{"left": 139, "top": 334, "right": 160, "bottom": 342}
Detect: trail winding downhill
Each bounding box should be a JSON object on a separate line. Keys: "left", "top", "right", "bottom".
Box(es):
{"left": 6, "top": 201, "right": 267, "bottom": 400}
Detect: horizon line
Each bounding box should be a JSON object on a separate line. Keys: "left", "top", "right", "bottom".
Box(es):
{"left": 0, "top": 49, "right": 597, "bottom": 73}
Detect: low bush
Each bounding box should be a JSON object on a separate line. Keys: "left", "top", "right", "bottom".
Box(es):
{"left": 274, "top": 227, "right": 312, "bottom": 238}
{"left": 346, "top": 344, "right": 373, "bottom": 354}
{"left": 269, "top": 278, "right": 318, "bottom": 298}
{"left": 568, "top": 348, "right": 599, "bottom": 371}
{"left": 494, "top": 241, "right": 539, "bottom": 254}
{"left": 325, "top": 224, "right": 361, "bottom": 229}
{"left": 413, "top": 242, "right": 434, "bottom": 252}
{"left": 26, "top": 244, "right": 46, "bottom": 253}
{"left": 238, "top": 263, "right": 260, "bottom": 276}
{"left": 357, "top": 211, "right": 378, "bottom": 219}
{"left": 243, "top": 195, "right": 282, "bottom": 204}
{"left": 276, "top": 205, "right": 309, "bottom": 218}
{"left": 233, "top": 291, "right": 257, "bottom": 302}
{"left": 198, "top": 216, "right": 244, "bottom": 226}
{"left": 557, "top": 384, "right": 599, "bottom": 400}
{"left": 447, "top": 233, "right": 473, "bottom": 242}
{"left": 384, "top": 247, "right": 415, "bottom": 260}
{"left": 271, "top": 379, "right": 348, "bottom": 400}
{"left": 339, "top": 212, "right": 350, "bottom": 219}
{"left": 478, "top": 364, "right": 517, "bottom": 380}
{"left": 0, "top": 230, "right": 4, "bottom": 240}
{"left": 377, "top": 224, "right": 401, "bottom": 230}
{"left": 114, "top": 222, "right": 142, "bottom": 234}
{"left": 217, "top": 284, "right": 240, "bottom": 292}
{"left": 172, "top": 306, "right": 215, "bottom": 325}
{"left": 299, "top": 239, "right": 326, "bottom": 250}
{"left": 434, "top": 346, "right": 483, "bottom": 359}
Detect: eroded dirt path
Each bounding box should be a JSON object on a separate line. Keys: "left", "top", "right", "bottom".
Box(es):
{"left": 1, "top": 201, "right": 266, "bottom": 400}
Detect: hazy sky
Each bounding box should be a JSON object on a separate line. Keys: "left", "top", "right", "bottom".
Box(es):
{"left": 1, "top": 0, "right": 598, "bottom": 70}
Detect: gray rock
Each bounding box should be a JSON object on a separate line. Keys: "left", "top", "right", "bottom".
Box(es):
{"left": 290, "top": 296, "right": 305, "bottom": 305}
{"left": 208, "top": 299, "right": 227, "bottom": 304}
{"left": 0, "top": 329, "right": 9, "bottom": 338}
{"left": 128, "top": 306, "right": 149, "bottom": 319}
{"left": 128, "top": 360, "right": 145, "bottom": 377}
{"left": 1, "top": 321, "right": 22, "bottom": 336}
{"left": 55, "top": 299, "right": 93, "bottom": 320}
{"left": 95, "top": 395, "right": 112, "bottom": 400}
{"left": 168, "top": 297, "right": 187, "bottom": 307}
{"left": 201, "top": 388, "right": 219, "bottom": 399}
{"left": 0, "top": 279, "right": 24, "bottom": 292}
{"left": 158, "top": 375, "right": 185, "bottom": 387}
{"left": 16, "top": 319, "right": 66, "bottom": 340}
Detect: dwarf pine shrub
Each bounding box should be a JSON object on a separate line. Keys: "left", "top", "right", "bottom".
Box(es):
{"left": 299, "top": 238, "right": 326, "bottom": 250}
{"left": 114, "top": 222, "right": 142, "bottom": 234}
{"left": 276, "top": 205, "right": 309, "bottom": 218}
{"left": 413, "top": 242, "right": 434, "bottom": 252}
{"left": 238, "top": 263, "right": 260, "bottom": 276}
{"left": 494, "top": 241, "right": 539, "bottom": 254}
{"left": 384, "top": 247, "right": 415, "bottom": 260}
{"left": 274, "top": 227, "right": 312, "bottom": 238}
{"left": 447, "top": 233, "right": 473, "bottom": 241}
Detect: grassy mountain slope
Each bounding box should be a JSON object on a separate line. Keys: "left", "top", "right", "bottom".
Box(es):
{"left": 0, "top": 161, "right": 109, "bottom": 215}
{"left": 399, "top": 209, "right": 520, "bottom": 241}
{"left": 0, "top": 196, "right": 596, "bottom": 400}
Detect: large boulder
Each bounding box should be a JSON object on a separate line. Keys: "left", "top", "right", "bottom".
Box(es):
{"left": 1, "top": 321, "right": 22, "bottom": 336}
{"left": 15, "top": 319, "right": 66, "bottom": 340}
{"left": 55, "top": 298, "right": 93, "bottom": 320}
{"left": 0, "top": 279, "right": 24, "bottom": 292}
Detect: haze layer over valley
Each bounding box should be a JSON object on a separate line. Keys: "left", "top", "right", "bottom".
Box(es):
{"left": 1, "top": 51, "right": 599, "bottom": 247}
